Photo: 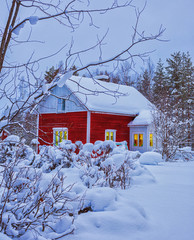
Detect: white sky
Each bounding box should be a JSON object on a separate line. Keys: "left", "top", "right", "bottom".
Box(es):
{"left": 1, "top": 0, "right": 194, "bottom": 74}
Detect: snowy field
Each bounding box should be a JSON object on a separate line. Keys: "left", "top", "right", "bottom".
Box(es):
{"left": 0, "top": 138, "right": 193, "bottom": 240}
{"left": 65, "top": 161, "right": 194, "bottom": 240}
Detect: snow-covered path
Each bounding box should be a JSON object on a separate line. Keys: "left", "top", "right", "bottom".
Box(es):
{"left": 125, "top": 161, "right": 194, "bottom": 240}
{"left": 67, "top": 161, "right": 194, "bottom": 240}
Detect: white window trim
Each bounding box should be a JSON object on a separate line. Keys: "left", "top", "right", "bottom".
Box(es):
{"left": 105, "top": 129, "right": 116, "bottom": 141}
{"left": 53, "top": 127, "right": 68, "bottom": 145}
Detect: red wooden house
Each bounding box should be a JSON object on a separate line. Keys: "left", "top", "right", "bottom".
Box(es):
{"left": 38, "top": 76, "right": 155, "bottom": 152}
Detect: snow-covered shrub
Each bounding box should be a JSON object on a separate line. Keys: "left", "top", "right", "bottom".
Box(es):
{"left": 33, "top": 140, "right": 77, "bottom": 172}
{"left": 99, "top": 149, "right": 135, "bottom": 189}
{"left": 0, "top": 135, "right": 35, "bottom": 164}
{"left": 173, "top": 147, "right": 194, "bottom": 161}
{"left": 79, "top": 141, "right": 135, "bottom": 189}
{"left": 0, "top": 137, "right": 79, "bottom": 239}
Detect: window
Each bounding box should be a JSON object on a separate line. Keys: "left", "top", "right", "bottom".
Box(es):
{"left": 105, "top": 130, "right": 116, "bottom": 141}
{"left": 139, "top": 134, "right": 143, "bottom": 147}
{"left": 53, "top": 128, "right": 68, "bottom": 146}
{"left": 150, "top": 133, "right": 153, "bottom": 147}
{"left": 134, "top": 134, "right": 138, "bottom": 146}
{"left": 57, "top": 98, "right": 66, "bottom": 112}
{"left": 133, "top": 134, "right": 143, "bottom": 147}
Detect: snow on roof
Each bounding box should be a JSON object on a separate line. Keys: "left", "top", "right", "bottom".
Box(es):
{"left": 128, "top": 110, "right": 153, "bottom": 126}
{"left": 64, "top": 76, "right": 152, "bottom": 116}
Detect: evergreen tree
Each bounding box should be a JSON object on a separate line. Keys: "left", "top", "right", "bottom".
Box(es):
{"left": 166, "top": 52, "right": 193, "bottom": 146}
{"left": 140, "top": 69, "right": 152, "bottom": 100}
{"left": 44, "top": 66, "right": 60, "bottom": 83}
{"left": 153, "top": 52, "right": 193, "bottom": 158}
{"left": 152, "top": 59, "right": 168, "bottom": 106}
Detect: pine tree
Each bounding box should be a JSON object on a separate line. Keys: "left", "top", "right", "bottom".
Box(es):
{"left": 152, "top": 59, "right": 168, "bottom": 107}
{"left": 153, "top": 52, "right": 194, "bottom": 158}
{"left": 166, "top": 52, "right": 193, "bottom": 146}
{"left": 44, "top": 66, "right": 60, "bottom": 83}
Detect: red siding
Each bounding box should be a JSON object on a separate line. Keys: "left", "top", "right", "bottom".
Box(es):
{"left": 90, "top": 112, "right": 134, "bottom": 149}
{"left": 39, "top": 111, "right": 87, "bottom": 145}
{"left": 1, "top": 130, "right": 9, "bottom": 140}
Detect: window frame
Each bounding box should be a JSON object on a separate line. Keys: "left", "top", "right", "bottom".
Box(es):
{"left": 57, "top": 98, "right": 66, "bottom": 112}
{"left": 53, "top": 127, "right": 68, "bottom": 146}
{"left": 133, "top": 133, "right": 144, "bottom": 147}
{"left": 105, "top": 129, "right": 116, "bottom": 141}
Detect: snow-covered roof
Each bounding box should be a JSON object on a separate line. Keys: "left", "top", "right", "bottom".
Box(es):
{"left": 63, "top": 76, "right": 152, "bottom": 116}
{"left": 128, "top": 110, "right": 153, "bottom": 126}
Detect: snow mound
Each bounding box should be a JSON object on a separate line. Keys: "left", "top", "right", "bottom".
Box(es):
{"left": 83, "top": 187, "right": 117, "bottom": 212}
{"left": 139, "top": 152, "right": 163, "bottom": 165}
{"left": 3, "top": 135, "right": 20, "bottom": 144}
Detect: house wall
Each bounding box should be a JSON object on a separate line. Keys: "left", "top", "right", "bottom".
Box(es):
{"left": 90, "top": 112, "right": 134, "bottom": 148}
{"left": 38, "top": 111, "right": 87, "bottom": 145}
{"left": 38, "top": 85, "right": 85, "bottom": 113}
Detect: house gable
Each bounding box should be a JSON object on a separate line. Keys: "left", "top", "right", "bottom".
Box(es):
{"left": 38, "top": 84, "right": 86, "bottom": 114}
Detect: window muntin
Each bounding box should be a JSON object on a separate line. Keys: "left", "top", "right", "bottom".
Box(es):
{"left": 150, "top": 133, "right": 153, "bottom": 147}
{"left": 53, "top": 128, "right": 68, "bottom": 146}
{"left": 57, "top": 98, "right": 66, "bottom": 112}
{"left": 133, "top": 133, "right": 143, "bottom": 147}
{"left": 105, "top": 130, "right": 116, "bottom": 141}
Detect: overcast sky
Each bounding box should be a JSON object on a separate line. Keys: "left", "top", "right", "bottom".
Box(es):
{"left": 1, "top": 0, "right": 194, "bottom": 74}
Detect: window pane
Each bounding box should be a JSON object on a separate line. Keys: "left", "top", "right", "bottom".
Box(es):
{"left": 62, "top": 99, "right": 66, "bottom": 111}
{"left": 55, "top": 131, "right": 59, "bottom": 146}
{"left": 150, "top": 134, "right": 153, "bottom": 147}
{"left": 110, "top": 132, "right": 114, "bottom": 141}
{"left": 139, "top": 134, "right": 143, "bottom": 147}
{"left": 106, "top": 131, "right": 109, "bottom": 140}
{"left": 64, "top": 131, "right": 67, "bottom": 140}
{"left": 59, "top": 131, "right": 63, "bottom": 142}
{"left": 134, "top": 134, "right": 138, "bottom": 146}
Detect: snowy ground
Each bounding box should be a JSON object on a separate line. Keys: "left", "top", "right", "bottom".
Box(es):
{"left": 66, "top": 161, "right": 194, "bottom": 240}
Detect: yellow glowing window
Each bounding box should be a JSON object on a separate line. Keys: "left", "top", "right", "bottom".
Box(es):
{"left": 106, "top": 131, "right": 109, "bottom": 140}
{"left": 53, "top": 128, "right": 68, "bottom": 145}
{"left": 150, "top": 134, "right": 153, "bottom": 147}
{"left": 55, "top": 131, "right": 59, "bottom": 146}
{"left": 134, "top": 134, "right": 138, "bottom": 146}
{"left": 110, "top": 132, "right": 114, "bottom": 141}
{"left": 105, "top": 130, "right": 116, "bottom": 141}
{"left": 59, "top": 131, "right": 63, "bottom": 142}
{"left": 139, "top": 134, "right": 143, "bottom": 147}
{"left": 64, "top": 131, "right": 67, "bottom": 140}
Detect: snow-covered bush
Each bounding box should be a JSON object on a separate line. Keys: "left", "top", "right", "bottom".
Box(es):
{"left": 79, "top": 141, "right": 136, "bottom": 189}
{"left": 173, "top": 147, "right": 194, "bottom": 161}
{"left": 0, "top": 135, "right": 35, "bottom": 164}
{"left": 33, "top": 140, "right": 77, "bottom": 172}
{"left": 0, "top": 137, "right": 79, "bottom": 239}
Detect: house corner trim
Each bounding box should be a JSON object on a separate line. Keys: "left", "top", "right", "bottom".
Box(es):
{"left": 87, "top": 111, "right": 91, "bottom": 143}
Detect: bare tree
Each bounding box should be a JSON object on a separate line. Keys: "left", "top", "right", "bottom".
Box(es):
{"left": 0, "top": 0, "right": 165, "bottom": 135}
